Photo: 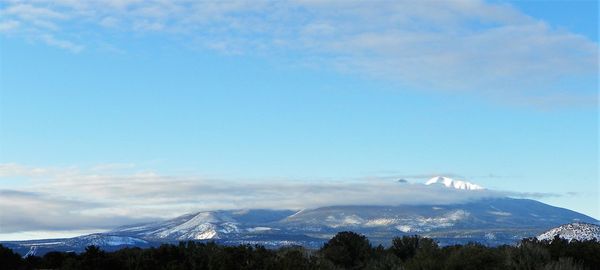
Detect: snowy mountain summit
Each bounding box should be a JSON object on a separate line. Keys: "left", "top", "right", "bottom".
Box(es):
{"left": 425, "top": 176, "right": 484, "bottom": 190}
{"left": 537, "top": 222, "right": 600, "bottom": 242}
{"left": 111, "top": 211, "right": 241, "bottom": 241}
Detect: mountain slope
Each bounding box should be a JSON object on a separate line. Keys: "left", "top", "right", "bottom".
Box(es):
{"left": 110, "top": 209, "right": 295, "bottom": 241}
{"left": 278, "top": 198, "right": 597, "bottom": 245}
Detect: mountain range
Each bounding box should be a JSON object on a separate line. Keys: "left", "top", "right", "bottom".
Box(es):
{"left": 3, "top": 177, "right": 598, "bottom": 256}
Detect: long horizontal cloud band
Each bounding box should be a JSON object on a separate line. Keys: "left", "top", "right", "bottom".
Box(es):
{"left": 0, "top": 163, "right": 559, "bottom": 234}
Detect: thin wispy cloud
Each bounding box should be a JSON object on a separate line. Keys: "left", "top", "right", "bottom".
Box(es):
{"left": 0, "top": 0, "right": 596, "bottom": 106}
{"left": 0, "top": 19, "right": 19, "bottom": 32}
{"left": 39, "top": 34, "right": 83, "bottom": 53}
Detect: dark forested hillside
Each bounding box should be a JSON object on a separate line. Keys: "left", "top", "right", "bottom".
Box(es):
{"left": 1, "top": 232, "right": 599, "bottom": 270}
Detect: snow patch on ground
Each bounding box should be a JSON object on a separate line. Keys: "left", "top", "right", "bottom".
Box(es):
{"left": 325, "top": 214, "right": 364, "bottom": 228}
{"left": 247, "top": 227, "right": 272, "bottom": 232}
{"left": 194, "top": 229, "right": 218, "bottom": 240}
{"left": 485, "top": 233, "right": 496, "bottom": 240}
{"left": 365, "top": 218, "right": 398, "bottom": 227}
{"left": 68, "top": 235, "right": 148, "bottom": 246}
{"left": 396, "top": 225, "right": 420, "bottom": 233}
{"left": 488, "top": 211, "right": 512, "bottom": 216}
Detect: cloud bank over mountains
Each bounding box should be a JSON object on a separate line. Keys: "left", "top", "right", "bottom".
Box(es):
{"left": 0, "top": 163, "right": 561, "bottom": 236}
{"left": 0, "top": 0, "right": 597, "bottom": 106}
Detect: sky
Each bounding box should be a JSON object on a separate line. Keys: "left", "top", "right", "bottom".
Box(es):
{"left": 0, "top": 0, "right": 598, "bottom": 240}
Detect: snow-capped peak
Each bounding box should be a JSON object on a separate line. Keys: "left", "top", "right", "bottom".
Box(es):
{"left": 425, "top": 176, "right": 484, "bottom": 190}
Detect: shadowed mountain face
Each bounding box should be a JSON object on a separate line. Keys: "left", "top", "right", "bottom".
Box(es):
{"left": 3, "top": 197, "right": 597, "bottom": 256}
{"left": 273, "top": 198, "right": 597, "bottom": 245}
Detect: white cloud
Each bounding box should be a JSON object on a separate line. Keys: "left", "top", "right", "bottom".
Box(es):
{"left": 0, "top": 163, "right": 81, "bottom": 179}
{"left": 90, "top": 163, "right": 136, "bottom": 171}
{"left": 0, "top": 19, "right": 19, "bottom": 32}
{"left": 3, "top": 3, "right": 66, "bottom": 20}
{"left": 39, "top": 34, "right": 83, "bottom": 52}
{"left": 0, "top": 229, "right": 104, "bottom": 241}
{"left": 0, "top": 0, "right": 597, "bottom": 104}
{"left": 98, "top": 16, "right": 118, "bottom": 28}
{"left": 0, "top": 189, "right": 153, "bottom": 234}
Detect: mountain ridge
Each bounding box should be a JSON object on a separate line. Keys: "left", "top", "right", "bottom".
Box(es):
{"left": 3, "top": 197, "right": 597, "bottom": 256}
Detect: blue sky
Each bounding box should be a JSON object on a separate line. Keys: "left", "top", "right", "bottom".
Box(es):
{"left": 0, "top": 0, "right": 598, "bottom": 239}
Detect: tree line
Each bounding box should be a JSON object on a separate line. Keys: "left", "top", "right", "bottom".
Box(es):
{"left": 1, "top": 232, "right": 599, "bottom": 270}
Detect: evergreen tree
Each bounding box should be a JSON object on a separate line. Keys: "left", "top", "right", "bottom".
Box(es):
{"left": 443, "top": 243, "right": 506, "bottom": 270}
{"left": 507, "top": 240, "right": 550, "bottom": 270}
{"left": 0, "top": 244, "right": 25, "bottom": 270}
{"left": 391, "top": 236, "right": 418, "bottom": 261}
{"left": 543, "top": 257, "right": 585, "bottom": 270}
{"left": 321, "top": 231, "right": 372, "bottom": 270}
